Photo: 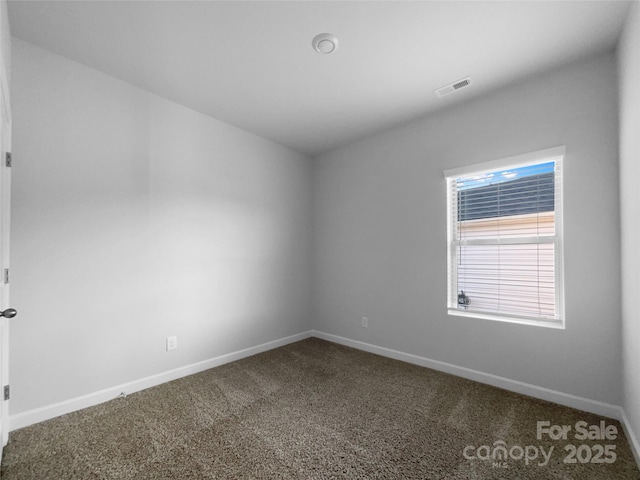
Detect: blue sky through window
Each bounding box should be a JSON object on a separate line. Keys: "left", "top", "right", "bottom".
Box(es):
{"left": 457, "top": 161, "right": 555, "bottom": 190}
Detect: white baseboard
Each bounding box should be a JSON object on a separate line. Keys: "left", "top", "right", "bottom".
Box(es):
{"left": 316, "top": 329, "right": 639, "bottom": 467}
{"left": 620, "top": 410, "right": 640, "bottom": 467}
{"left": 9, "top": 328, "right": 640, "bottom": 469}
{"left": 9, "top": 331, "right": 313, "bottom": 432}
{"left": 312, "top": 330, "right": 624, "bottom": 420}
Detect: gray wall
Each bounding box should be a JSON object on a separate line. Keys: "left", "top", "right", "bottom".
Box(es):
{"left": 9, "top": 33, "right": 629, "bottom": 422}
{"left": 0, "top": 1, "right": 8, "bottom": 89}
{"left": 312, "top": 52, "right": 622, "bottom": 405}
{"left": 619, "top": 0, "right": 640, "bottom": 451}
{"left": 10, "top": 39, "right": 312, "bottom": 414}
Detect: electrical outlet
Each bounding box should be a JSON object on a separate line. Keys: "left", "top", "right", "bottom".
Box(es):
{"left": 362, "top": 317, "right": 368, "bottom": 328}
{"left": 166, "top": 336, "right": 178, "bottom": 351}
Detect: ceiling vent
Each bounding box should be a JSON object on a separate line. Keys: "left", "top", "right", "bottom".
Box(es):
{"left": 435, "top": 76, "right": 471, "bottom": 97}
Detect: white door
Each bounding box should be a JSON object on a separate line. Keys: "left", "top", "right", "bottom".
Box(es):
{"left": 0, "top": 46, "right": 12, "bottom": 450}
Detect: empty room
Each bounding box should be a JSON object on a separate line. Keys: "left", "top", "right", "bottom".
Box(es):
{"left": 0, "top": 0, "right": 638, "bottom": 478}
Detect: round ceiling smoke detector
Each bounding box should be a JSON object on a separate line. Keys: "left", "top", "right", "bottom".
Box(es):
{"left": 312, "top": 33, "right": 339, "bottom": 54}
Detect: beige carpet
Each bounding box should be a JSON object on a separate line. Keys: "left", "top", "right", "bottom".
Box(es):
{"left": 1, "top": 338, "right": 639, "bottom": 479}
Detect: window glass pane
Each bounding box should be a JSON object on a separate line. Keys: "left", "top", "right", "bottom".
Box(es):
{"left": 457, "top": 162, "right": 555, "bottom": 223}
{"left": 447, "top": 154, "right": 562, "bottom": 324}
{"left": 457, "top": 243, "right": 555, "bottom": 317}
{"left": 458, "top": 211, "right": 555, "bottom": 240}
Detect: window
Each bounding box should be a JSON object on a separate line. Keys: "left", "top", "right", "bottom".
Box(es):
{"left": 445, "top": 147, "right": 564, "bottom": 327}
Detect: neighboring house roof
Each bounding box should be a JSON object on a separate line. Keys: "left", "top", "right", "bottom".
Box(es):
{"left": 458, "top": 172, "right": 555, "bottom": 221}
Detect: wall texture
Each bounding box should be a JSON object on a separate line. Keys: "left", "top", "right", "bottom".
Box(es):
{"left": 312, "top": 52, "right": 621, "bottom": 405}
{"left": 0, "top": 0, "right": 8, "bottom": 89}
{"left": 618, "top": 0, "right": 640, "bottom": 455}
{"left": 10, "top": 39, "right": 312, "bottom": 414}
{"left": 8, "top": 26, "right": 630, "bottom": 432}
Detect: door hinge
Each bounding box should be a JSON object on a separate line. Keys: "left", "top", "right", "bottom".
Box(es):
{"left": 3, "top": 385, "right": 9, "bottom": 401}
{"left": 3, "top": 268, "right": 8, "bottom": 284}
{"left": 5, "top": 152, "right": 11, "bottom": 168}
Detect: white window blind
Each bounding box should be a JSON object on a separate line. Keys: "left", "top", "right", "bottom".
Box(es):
{"left": 445, "top": 147, "right": 564, "bottom": 326}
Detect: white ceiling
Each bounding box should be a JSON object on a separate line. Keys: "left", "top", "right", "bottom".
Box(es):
{"left": 7, "top": 1, "right": 633, "bottom": 156}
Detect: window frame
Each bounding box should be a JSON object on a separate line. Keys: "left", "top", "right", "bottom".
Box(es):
{"left": 444, "top": 146, "right": 565, "bottom": 329}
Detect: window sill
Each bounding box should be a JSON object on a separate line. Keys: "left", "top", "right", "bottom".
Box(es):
{"left": 447, "top": 308, "right": 565, "bottom": 329}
